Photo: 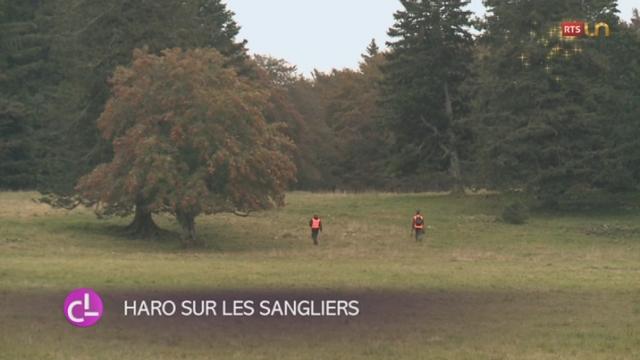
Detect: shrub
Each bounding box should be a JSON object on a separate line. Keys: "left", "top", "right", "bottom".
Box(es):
{"left": 502, "top": 202, "right": 529, "bottom": 225}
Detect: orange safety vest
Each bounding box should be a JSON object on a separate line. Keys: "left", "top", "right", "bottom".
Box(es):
{"left": 311, "top": 218, "right": 321, "bottom": 230}
{"left": 413, "top": 215, "right": 424, "bottom": 230}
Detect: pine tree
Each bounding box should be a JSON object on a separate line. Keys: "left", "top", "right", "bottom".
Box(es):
{"left": 0, "top": 0, "right": 53, "bottom": 189}
{"left": 381, "top": 0, "right": 474, "bottom": 194}
{"left": 362, "top": 38, "right": 380, "bottom": 63}
{"left": 595, "top": 9, "right": 640, "bottom": 191}
{"left": 196, "top": 0, "right": 249, "bottom": 65}
{"left": 0, "top": 101, "right": 33, "bottom": 189}
{"left": 631, "top": 8, "right": 640, "bottom": 29}
{"left": 474, "top": 0, "right": 622, "bottom": 205}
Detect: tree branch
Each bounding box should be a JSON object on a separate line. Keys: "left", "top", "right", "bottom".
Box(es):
{"left": 419, "top": 115, "right": 450, "bottom": 157}
{"left": 419, "top": 115, "right": 441, "bottom": 137}
{"left": 439, "top": 143, "right": 451, "bottom": 158}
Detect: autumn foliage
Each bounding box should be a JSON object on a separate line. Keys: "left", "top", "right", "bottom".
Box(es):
{"left": 76, "top": 48, "right": 296, "bottom": 245}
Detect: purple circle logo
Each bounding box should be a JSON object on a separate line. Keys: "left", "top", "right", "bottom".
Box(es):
{"left": 63, "top": 288, "right": 103, "bottom": 327}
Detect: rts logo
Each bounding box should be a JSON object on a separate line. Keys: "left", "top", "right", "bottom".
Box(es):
{"left": 561, "top": 21, "right": 611, "bottom": 38}
{"left": 63, "top": 288, "right": 104, "bottom": 327}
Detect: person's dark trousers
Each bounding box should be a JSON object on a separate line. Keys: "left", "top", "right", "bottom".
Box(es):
{"left": 311, "top": 230, "right": 319, "bottom": 245}
{"left": 415, "top": 229, "right": 424, "bottom": 242}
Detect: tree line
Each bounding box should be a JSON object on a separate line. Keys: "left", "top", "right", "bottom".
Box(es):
{"left": 1, "top": 1, "right": 639, "bottom": 217}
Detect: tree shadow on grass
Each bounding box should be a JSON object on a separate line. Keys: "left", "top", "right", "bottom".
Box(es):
{"left": 52, "top": 219, "right": 181, "bottom": 245}
{"left": 47, "top": 216, "right": 297, "bottom": 254}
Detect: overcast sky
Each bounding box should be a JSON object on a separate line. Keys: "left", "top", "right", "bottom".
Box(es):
{"left": 224, "top": 0, "right": 638, "bottom": 75}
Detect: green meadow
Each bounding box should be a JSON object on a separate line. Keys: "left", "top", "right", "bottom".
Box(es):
{"left": 1, "top": 191, "right": 639, "bottom": 359}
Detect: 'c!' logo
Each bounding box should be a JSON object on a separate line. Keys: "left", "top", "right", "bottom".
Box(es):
{"left": 63, "top": 288, "right": 104, "bottom": 327}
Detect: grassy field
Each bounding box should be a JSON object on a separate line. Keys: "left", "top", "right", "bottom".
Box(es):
{"left": 1, "top": 191, "right": 639, "bottom": 359}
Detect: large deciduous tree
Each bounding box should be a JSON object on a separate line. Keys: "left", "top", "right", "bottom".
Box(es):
{"left": 310, "top": 45, "right": 389, "bottom": 190}
{"left": 76, "top": 48, "right": 296, "bottom": 245}
{"left": 382, "top": 0, "right": 474, "bottom": 194}
{"left": 39, "top": 0, "right": 249, "bottom": 194}
{"left": 253, "top": 54, "right": 346, "bottom": 191}
{"left": 262, "top": 41, "right": 389, "bottom": 191}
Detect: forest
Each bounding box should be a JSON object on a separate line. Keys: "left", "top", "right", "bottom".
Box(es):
{"left": 1, "top": 0, "right": 639, "bottom": 205}
{"left": 2, "top": 2, "right": 640, "bottom": 358}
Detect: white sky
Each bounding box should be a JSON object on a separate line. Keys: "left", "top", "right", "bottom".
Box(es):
{"left": 224, "top": 0, "right": 638, "bottom": 75}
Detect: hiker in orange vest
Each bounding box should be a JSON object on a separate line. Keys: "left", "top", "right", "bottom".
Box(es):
{"left": 411, "top": 210, "right": 425, "bottom": 242}
{"left": 309, "top": 214, "right": 323, "bottom": 245}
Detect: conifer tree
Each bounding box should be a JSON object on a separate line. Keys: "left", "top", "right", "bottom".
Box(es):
{"left": 474, "top": 0, "right": 622, "bottom": 204}
{"left": 362, "top": 38, "right": 380, "bottom": 62}
{"left": 0, "top": 0, "right": 53, "bottom": 189}
{"left": 596, "top": 8, "right": 640, "bottom": 191}
{"left": 382, "top": 0, "right": 474, "bottom": 193}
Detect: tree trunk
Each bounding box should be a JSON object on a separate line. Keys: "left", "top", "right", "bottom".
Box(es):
{"left": 177, "top": 211, "right": 198, "bottom": 247}
{"left": 447, "top": 132, "right": 464, "bottom": 195}
{"left": 125, "top": 201, "right": 161, "bottom": 239}
{"left": 443, "top": 81, "right": 465, "bottom": 195}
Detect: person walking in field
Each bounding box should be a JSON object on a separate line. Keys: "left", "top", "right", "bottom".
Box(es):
{"left": 411, "top": 210, "right": 425, "bottom": 242}
{"left": 309, "top": 214, "right": 323, "bottom": 245}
